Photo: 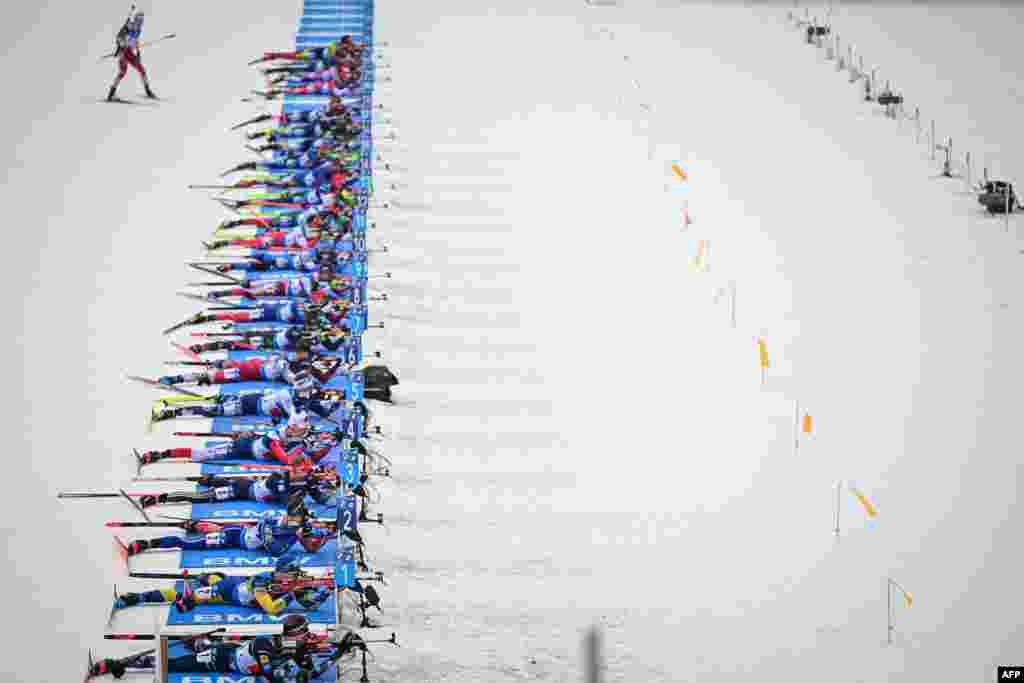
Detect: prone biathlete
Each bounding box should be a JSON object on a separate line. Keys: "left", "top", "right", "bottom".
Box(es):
{"left": 267, "top": 64, "right": 357, "bottom": 87}
{"left": 135, "top": 470, "right": 337, "bottom": 510}
{"left": 200, "top": 273, "right": 354, "bottom": 303}
{"left": 155, "top": 354, "right": 302, "bottom": 387}
{"left": 165, "top": 299, "right": 351, "bottom": 332}
{"left": 255, "top": 80, "right": 362, "bottom": 100}
{"left": 111, "top": 559, "right": 331, "bottom": 615}
{"left": 138, "top": 417, "right": 311, "bottom": 464}
{"left": 87, "top": 616, "right": 357, "bottom": 682}
{"left": 253, "top": 35, "right": 364, "bottom": 66}
{"left": 210, "top": 247, "right": 354, "bottom": 274}
{"left": 239, "top": 164, "right": 357, "bottom": 191}
{"left": 118, "top": 509, "right": 331, "bottom": 558}
{"left": 215, "top": 205, "right": 334, "bottom": 232}
{"left": 184, "top": 328, "right": 352, "bottom": 356}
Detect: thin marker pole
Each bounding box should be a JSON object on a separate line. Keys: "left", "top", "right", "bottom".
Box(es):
{"left": 730, "top": 281, "right": 737, "bottom": 329}
{"left": 834, "top": 480, "right": 841, "bottom": 538}
{"left": 886, "top": 578, "right": 893, "bottom": 645}
{"left": 793, "top": 400, "right": 800, "bottom": 455}
{"left": 1006, "top": 182, "right": 1011, "bottom": 232}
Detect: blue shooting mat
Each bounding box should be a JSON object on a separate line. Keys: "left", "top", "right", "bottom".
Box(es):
{"left": 223, "top": 333, "right": 363, "bottom": 364}
{"left": 211, "top": 374, "right": 355, "bottom": 400}
{"left": 165, "top": 580, "right": 336, "bottom": 626}
{"left": 191, "top": 494, "right": 355, "bottom": 524}
{"left": 190, "top": 494, "right": 337, "bottom": 522}
{"left": 207, "top": 410, "right": 362, "bottom": 437}
{"left": 335, "top": 495, "right": 359, "bottom": 590}
{"left": 166, "top": 641, "right": 337, "bottom": 681}
{"left": 198, "top": 429, "right": 364, "bottom": 486}
{"left": 230, "top": 257, "right": 366, "bottom": 280}
{"left": 335, "top": 542, "right": 357, "bottom": 590}
{"left": 179, "top": 538, "right": 337, "bottom": 570}
{"left": 314, "top": 444, "right": 361, "bottom": 487}
{"left": 168, "top": 669, "right": 337, "bottom": 683}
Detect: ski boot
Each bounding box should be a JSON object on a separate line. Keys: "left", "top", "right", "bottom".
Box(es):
{"left": 136, "top": 448, "right": 180, "bottom": 466}
{"left": 143, "top": 78, "right": 158, "bottom": 99}
{"left": 88, "top": 657, "right": 128, "bottom": 679}
{"left": 221, "top": 161, "right": 257, "bottom": 177}
{"left": 158, "top": 375, "right": 184, "bottom": 386}
{"left": 106, "top": 85, "right": 118, "bottom": 102}
{"left": 174, "top": 581, "right": 196, "bottom": 613}
{"left": 138, "top": 493, "right": 169, "bottom": 509}
{"left": 203, "top": 239, "right": 231, "bottom": 251}
{"left": 121, "top": 539, "right": 151, "bottom": 557}
{"left": 112, "top": 589, "right": 145, "bottom": 611}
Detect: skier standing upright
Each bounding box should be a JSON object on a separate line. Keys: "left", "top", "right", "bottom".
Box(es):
{"left": 107, "top": 8, "right": 157, "bottom": 101}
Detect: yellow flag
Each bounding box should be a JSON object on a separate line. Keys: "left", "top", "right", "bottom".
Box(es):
{"left": 891, "top": 580, "right": 913, "bottom": 607}
{"left": 671, "top": 163, "right": 688, "bottom": 181}
{"left": 757, "top": 338, "right": 769, "bottom": 369}
{"left": 691, "top": 240, "right": 706, "bottom": 272}
{"left": 848, "top": 484, "right": 878, "bottom": 518}
{"left": 802, "top": 413, "right": 813, "bottom": 434}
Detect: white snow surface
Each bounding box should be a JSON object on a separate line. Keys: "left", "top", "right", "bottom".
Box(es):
{"left": 3, "top": 1, "right": 1024, "bottom": 681}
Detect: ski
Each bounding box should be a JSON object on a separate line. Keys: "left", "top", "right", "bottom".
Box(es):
{"left": 126, "top": 375, "right": 208, "bottom": 398}
{"left": 120, "top": 488, "right": 152, "bottom": 523}
{"left": 177, "top": 291, "right": 214, "bottom": 303}
{"left": 170, "top": 342, "right": 203, "bottom": 361}
{"left": 189, "top": 263, "right": 242, "bottom": 283}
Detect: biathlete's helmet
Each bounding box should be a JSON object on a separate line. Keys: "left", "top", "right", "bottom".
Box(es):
{"left": 299, "top": 527, "right": 329, "bottom": 552}
{"left": 293, "top": 373, "right": 317, "bottom": 400}
{"left": 285, "top": 410, "right": 312, "bottom": 437}
{"left": 282, "top": 614, "right": 311, "bottom": 638}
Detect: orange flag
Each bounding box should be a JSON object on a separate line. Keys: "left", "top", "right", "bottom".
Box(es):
{"left": 757, "top": 338, "right": 770, "bottom": 369}
{"left": 671, "top": 163, "right": 688, "bottom": 181}
{"left": 848, "top": 483, "right": 878, "bottom": 518}
{"left": 802, "top": 413, "right": 813, "bottom": 434}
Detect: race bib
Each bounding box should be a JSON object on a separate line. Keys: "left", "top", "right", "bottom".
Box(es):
{"left": 204, "top": 532, "right": 226, "bottom": 546}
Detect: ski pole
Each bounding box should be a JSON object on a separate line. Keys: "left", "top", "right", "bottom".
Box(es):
{"left": 58, "top": 492, "right": 159, "bottom": 499}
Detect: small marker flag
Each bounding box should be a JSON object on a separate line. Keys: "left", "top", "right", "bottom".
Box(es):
{"left": 848, "top": 483, "right": 878, "bottom": 518}
{"left": 892, "top": 581, "right": 913, "bottom": 608}
{"left": 802, "top": 413, "right": 813, "bottom": 434}
{"left": 692, "top": 240, "right": 706, "bottom": 272}
{"left": 757, "top": 338, "right": 770, "bottom": 369}
{"left": 671, "top": 163, "right": 688, "bottom": 181}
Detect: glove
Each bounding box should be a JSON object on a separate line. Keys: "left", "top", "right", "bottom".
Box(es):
{"left": 295, "top": 587, "right": 329, "bottom": 609}
{"left": 109, "top": 659, "right": 128, "bottom": 679}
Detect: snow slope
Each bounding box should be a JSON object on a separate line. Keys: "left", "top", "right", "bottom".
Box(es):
{"left": 3, "top": 0, "right": 1023, "bottom": 681}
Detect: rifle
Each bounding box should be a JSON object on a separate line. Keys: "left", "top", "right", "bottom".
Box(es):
{"left": 98, "top": 33, "right": 178, "bottom": 61}
{"left": 230, "top": 113, "right": 273, "bottom": 131}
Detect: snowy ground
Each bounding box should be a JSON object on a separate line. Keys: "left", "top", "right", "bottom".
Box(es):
{"left": 3, "top": 1, "right": 1024, "bottom": 681}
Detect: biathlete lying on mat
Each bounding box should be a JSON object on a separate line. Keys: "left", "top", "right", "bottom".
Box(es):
{"left": 152, "top": 353, "right": 344, "bottom": 388}
{"left": 89, "top": 614, "right": 362, "bottom": 681}
{"left": 254, "top": 80, "right": 362, "bottom": 100}
{"left": 215, "top": 205, "right": 338, "bottom": 231}
{"left": 230, "top": 95, "right": 354, "bottom": 130}
{"left": 117, "top": 509, "right": 331, "bottom": 559}
{"left": 161, "top": 301, "right": 350, "bottom": 335}
{"left": 112, "top": 557, "right": 332, "bottom": 616}
{"left": 148, "top": 393, "right": 365, "bottom": 441}
{"left": 182, "top": 328, "right": 351, "bottom": 356}
{"left": 252, "top": 34, "right": 366, "bottom": 66}
{"left": 140, "top": 412, "right": 313, "bottom": 464}
{"left": 134, "top": 469, "right": 338, "bottom": 510}
{"left": 197, "top": 273, "right": 355, "bottom": 303}
{"left": 203, "top": 248, "right": 354, "bottom": 275}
